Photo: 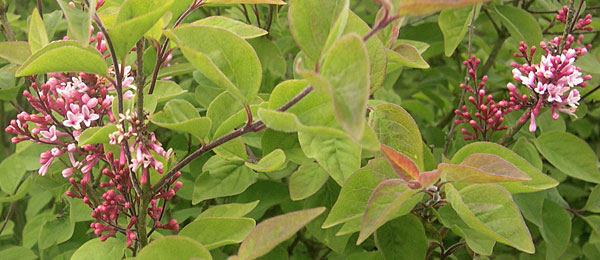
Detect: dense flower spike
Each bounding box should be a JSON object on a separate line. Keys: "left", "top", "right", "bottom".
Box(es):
{"left": 6, "top": 26, "right": 181, "bottom": 249}
{"left": 454, "top": 57, "right": 513, "bottom": 140}
{"left": 507, "top": 7, "right": 592, "bottom": 132}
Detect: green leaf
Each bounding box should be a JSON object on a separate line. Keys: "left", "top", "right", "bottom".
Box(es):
{"left": 110, "top": 0, "right": 174, "bottom": 58}
{"left": 534, "top": 131, "right": 600, "bottom": 183}
{"left": 0, "top": 177, "right": 31, "bottom": 203}
{"left": 0, "top": 42, "right": 31, "bottom": 64}
{"left": 233, "top": 207, "right": 326, "bottom": 260}
{"left": 586, "top": 185, "right": 600, "bottom": 213}
{"left": 540, "top": 199, "right": 571, "bottom": 260}
{"left": 492, "top": 4, "right": 543, "bottom": 49}
{"left": 147, "top": 81, "right": 187, "bottom": 102}
{"left": 397, "top": 0, "right": 490, "bottom": 16}
{"left": 358, "top": 179, "right": 422, "bottom": 244}
{"left": 512, "top": 191, "right": 545, "bottom": 226}
{"left": 205, "top": 0, "right": 286, "bottom": 4}
{"left": 289, "top": 163, "right": 329, "bottom": 201}
{"left": 289, "top": 0, "right": 350, "bottom": 61}
{"left": 438, "top": 5, "right": 478, "bottom": 57}
{"left": 375, "top": 214, "right": 427, "bottom": 260}
{"left": 244, "top": 149, "right": 286, "bottom": 172}
{"left": 16, "top": 41, "right": 108, "bottom": 77}
{"left": 445, "top": 184, "right": 534, "bottom": 253}
{"left": 371, "top": 103, "right": 424, "bottom": 171}
{"left": 440, "top": 153, "right": 532, "bottom": 183}
{"left": 38, "top": 211, "right": 75, "bottom": 249}
{"left": 512, "top": 137, "right": 543, "bottom": 170}
{"left": 77, "top": 125, "right": 118, "bottom": 146}
{"left": 0, "top": 154, "right": 26, "bottom": 194}
{"left": 192, "top": 156, "right": 257, "bottom": 204}
{"left": 267, "top": 80, "right": 336, "bottom": 127}
{"left": 298, "top": 129, "right": 361, "bottom": 186}
{"left": 344, "top": 11, "right": 387, "bottom": 92}
{"left": 180, "top": 217, "right": 256, "bottom": 250}
{"left": 137, "top": 236, "right": 212, "bottom": 260}
{"left": 151, "top": 99, "right": 211, "bottom": 140}
{"left": 28, "top": 8, "right": 49, "bottom": 53}
{"left": 0, "top": 247, "right": 38, "bottom": 260}
{"left": 323, "top": 158, "right": 397, "bottom": 228}
{"left": 195, "top": 201, "right": 259, "bottom": 220}
{"left": 167, "top": 25, "right": 262, "bottom": 103}
{"left": 436, "top": 205, "right": 496, "bottom": 256}
{"left": 451, "top": 142, "right": 558, "bottom": 193}
{"left": 71, "top": 237, "right": 127, "bottom": 260}
{"left": 387, "top": 44, "right": 430, "bottom": 69}
{"left": 315, "top": 33, "right": 370, "bottom": 141}
{"left": 22, "top": 213, "right": 54, "bottom": 249}
{"left": 57, "top": 0, "right": 94, "bottom": 46}
{"left": 191, "top": 16, "right": 267, "bottom": 39}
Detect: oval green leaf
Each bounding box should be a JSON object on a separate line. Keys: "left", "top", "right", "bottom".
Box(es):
{"left": 234, "top": 207, "right": 325, "bottom": 260}
{"left": 137, "top": 236, "right": 212, "bottom": 260}
{"left": 150, "top": 99, "right": 211, "bottom": 140}
{"left": 110, "top": 0, "right": 174, "bottom": 58}
{"left": 358, "top": 179, "right": 422, "bottom": 244}
{"left": 180, "top": 217, "right": 256, "bottom": 250}
{"left": 71, "top": 237, "right": 127, "bottom": 260}
{"left": 445, "top": 184, "right": 534, "bottom": 253}
{"left": 192, "top": 16, "right": 267, "bottom": 39}
{"left": 167, "top": 25, "right": 262, "bottom": 103}
{"left": 17, "top": 41, "right": 108, "bottom": 77}
{"left": 78, "top": 125, "right": 118, "bottom": 146}
{"left": 289, "top": 162, "right": 329, "bottom": 201}
{"left": 440, "top": 153, "right": 532, "bottom": 183}
{"left": 451, "top": 142, "right": 558, "bottom": 193}
{"left": 371, "top": 103, "right": 424, "bottom": 171}
{"left": 534, "top": 131, "right": 600, "bottom": 183}
{"left": 0, "top": 42, "right": 31, "bottom": 65}
{"left": 323, "top": 158, "right": 398, "bottom": 228}
{"left": 244, "top": 149, "right": 286, "bottom": 172}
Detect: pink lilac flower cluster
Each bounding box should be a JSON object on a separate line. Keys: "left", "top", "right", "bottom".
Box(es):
{"left": 6, "top": 26, "right": 180, "bottom": 247}
{"left": 507, "top": 7, "right": 592, "bottom": 132}
{"left": 454, "top": 56, "right": 514, "bottom": 140}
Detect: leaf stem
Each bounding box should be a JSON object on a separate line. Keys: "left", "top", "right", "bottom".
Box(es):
{"left": 148, "top": 0, "right": 204, "bottom": 94}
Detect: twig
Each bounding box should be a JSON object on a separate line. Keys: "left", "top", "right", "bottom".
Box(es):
{"left": 136, "top": 39, "right": 145, "bottom": 119}
{"left": 443, "top": 4, "right": 478, "bottom": 156}
{"left": 559, "top": 0, "right": 577, "bottom": 52}
{"left": 0, "top": 202, "right": 16, "bottom": 235}
{"left": 0, "top": 3, "right": 16, "bottom": 41}
{"left": 148, "top": 0, "right": 204, "bottom": 94}
{"left": 498, "top": 108, "right": 530, "bottom": 145}
{"left": 582, "top": 84, "right": 600, "bottom": 101}
{"left": 252, "top": 4, "right": 262, "bottom": 28}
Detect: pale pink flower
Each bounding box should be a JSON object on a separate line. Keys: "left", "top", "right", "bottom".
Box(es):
{"left": 63, "top": 111, "right": 84, "bottom": 129}
{"left": 40, "top": 125, "right": 58, "bottom": 141}
{"left": 81, "top": 105, "right": 100, "bottom": 127}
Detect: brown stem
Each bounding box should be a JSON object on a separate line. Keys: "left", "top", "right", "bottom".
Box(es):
{"left": 582, "top": 84, "right": 600, "bottom": 101}
{"left": 0, "top": 202, "right": 16, "bottom": 235}
{"left": 443, "top": 5, "right": 478, "bottom": 156}
{"left": 498, "top": 109, "right": 530, "bottom": 145}
{"left": 0, "top": 3, "right": 16, "bottom": 41}
{"left": 148, "top": 0, "right": 204, "bottom": 94}
{"left": 558, "top": 0, "right": 577, "bottom": 52}
{"left": 136, "top": 39, "right": 145, "bottom": 119}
